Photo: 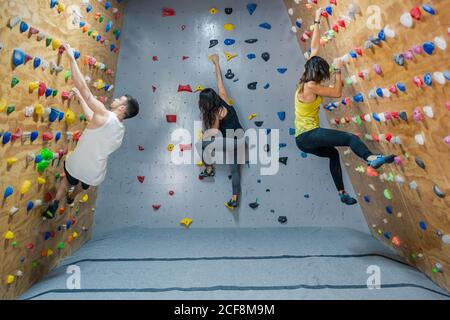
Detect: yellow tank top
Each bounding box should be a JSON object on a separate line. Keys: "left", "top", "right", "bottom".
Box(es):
{"left": 294, "top": 88, "right": 322, "bottom": 136}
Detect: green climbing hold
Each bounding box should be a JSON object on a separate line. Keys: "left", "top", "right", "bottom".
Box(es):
{"left": 411, "top": 253, "right": 417, "bottom": 260}
{"left": 55, "top": 173, "right": 61, "bottom": 179}
{"left": 6, "top": 105, "right": 15, "bottom": 115}
{"left": 387, "top": 172, "right": 394, "bottom": 182}
{"left": 87, "top": 30, "right": 93, "bottom": 36}
{"left": 41, "top": 148, "right": 54, "bottom": 161}
{"left": 52, "top": 89, "right": 58, "bottom": 97}
{"left": 99, "top": 16, "right": 104, "bottom": 23}
{"left": 355, "top": 115, "right": 362, "bottom": 126}
{"left": 11, "top": 77, "right": 20, "bottom": 88}
{"left": 80, "top": 114, "right": 85, "bottom": 122}
{"left": 384, "top": 189, "right": 393, "bottom": 200}
{"left": 58, "top": 242, "right": 65, "bottom": 250}
{"left": 46, "top": 37, "right": 52, "bottom": 47}
{"left": 64, "top": 70, "right": 72, "bottom": 81}
{"left": 32, "top": 260, "right": 39, "bottom": 268}
{"left": 37, "top": 160, "right": 50, "bottom": 172}
{"left": 12, "top": 241, "right": 17, "bottom": 248}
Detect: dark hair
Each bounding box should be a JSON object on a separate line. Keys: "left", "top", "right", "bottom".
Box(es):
{"left": 124, "top": 94, "right": 139, "bottom": 119}
{"left": 198, "top": 88, "right": 223, "bottom": 129}
{"left": 298, "top": 56, "right": 330, "bottom": 93}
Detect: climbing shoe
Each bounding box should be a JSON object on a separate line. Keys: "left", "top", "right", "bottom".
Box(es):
{"left": 42, "top": 200, "right": 59, "bottom": 219}
{"left": 340, "top": 193, "right": 358, "bottom": 206}
{"left": 66, "top": 195, "right": 75, "bottom": 205}
{"left": 224, "top": 199, "right": 238, "bottom": 210}
{"left": 368, "top": 154, "right": 395, "bottom": 169}
{"left": 199, "top": 166, "right": 215, "bottom": 178}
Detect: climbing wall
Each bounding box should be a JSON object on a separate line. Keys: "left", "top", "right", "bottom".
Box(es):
{"left": 284, "top": 0, "right": 450, "bottom": 291}
{"left": 94, "top": 0, "right": 368, "bottom": 237}
{"left": 0, "top": 0, "right": 126, "bottom": 299}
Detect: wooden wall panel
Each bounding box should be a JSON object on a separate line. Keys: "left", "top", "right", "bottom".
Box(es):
{"left": 284, "top": 0, "right": 450, "bottom": 292}
{"left": 0, "top": 0, "right": 126, "bottom": 299}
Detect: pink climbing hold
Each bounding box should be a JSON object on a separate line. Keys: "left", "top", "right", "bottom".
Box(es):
{"left": 182, "top": 56, "right": 189, "bottom": 61}
{"left": 152, "top": 56, "right": 159, "bottom": 62}
{"left": 137, "top": 176, "right": 145, "bottom": 183}
{"left": 178, "top": 85, "right": 192, "bottom": 93}
{"left": 445, "top": 101, "right": 450, "bottom": 111}
{"left": 413, "top": 76, "right": 424, "bottom": 88}
{"left": 394, "top": 156, "right": 403, "bottom": 165}
{"left": 61, "top": 91, "right": 70, "bottom": 100}
{"left": 180, "top": 144, "right": 192, "bottom": 151}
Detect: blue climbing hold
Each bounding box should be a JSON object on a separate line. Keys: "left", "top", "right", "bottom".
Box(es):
{"left": 325, "top": 6, "right": 333, "bottom": 16}
{"left": 277, "top": 111, "right": 286, "bottom": 121}
{"left": 419, "top": 220, "right": 427, "bottom": 231}
{"left": 424, "top": 73, "right": 432, "bottom": 86}
{"left": 279, "top": 143, "right": 287, "bottom": 149}
{"left": 86, "top": 4, "right": 93, "bottom": 13}
{"left": 247, "top": 3, "right": 257, "bottom": 15}
{"left": 349, "top": 51, "right": 357, "bottom": 58}
{"left": 44, "top": 232, "right": 51, "bottom": 241}
{"left": 372, "top": 113, "right": 381, "bottom": 122}
{"left": 363, "top": 195, "right": 370, "bottom": 202}
{"left": 353, "top": 93, "right": 364, "bottom": 103}
{"left": 224, "top": 39, "right": 235, "bottom": 46}
{"left": 55, "top": 131, "right": 61, "bottom": 142}
{"left": 277, "top": 68, "right": 288, "bottom": 74}
{"left": 266, "top": 129, "right": 272, "bottom": 135}
{"left": 49, "top": 108, "right": 59, "bottom": 122}
{"left": 12, "top": 49, "right": 26, "bottom": 67}
{"left": 79, "top": 21, "right": 86, "bottom": 28}
{"left": 259, "top": 23, "right": 271, "bottom": 30}
{"left": 378, "top": 29, "right": 386, "bottom": 41}
{"left": 106, "top": 20, "right": 113, "bottom": 33}
{"left": 383, "top": 232, "right": 391, "bottom": 240}
{"left": 386, "top": 206, "right": 393, "bottom": 214}
{"left": 30, "top": 131, "right": 39, "bottom": 142}
{"left": 58, "top": 111, "right": 65, "bottom": 121}
{"left": 35, "top": 155, "right": 42, "bottom": 163}
{"left": 289, "top": 128, "right": 296, "bottom": 136}
{"left": 105, "top": 0, "right": 111, "bottom": 10}
{"left": 114, "top": 30, "right": 121, "bottom": 40}
{"left": 423, "top": 42, "right": 435, "bottom": 55}
{"left": 50, "top": 0, "right": 57, "bottom": 8}
{"left": 300, "top": 152, "right": 308, "bottom": 158}
{"left": 33, "top": 56, "right": 41, "bottom": 69}
{"left": 2, "top": 132, "right": 11, "bottom": 144}
{"left": 74, "top": 51, "right": 81, "bottom": 60}
{"left": 444, "top": 70, "right": 450, "bottom": 81}
{"left": 27, "top": 201, "right": 34, "bottom": 212}
{"left": 110, "top": 44, "right": 116, "bottom": 52}
{"left": 20, "top": 21, "right": 29, "bottom": 33}
{"left": 304, "top": 194, "right": 310, "bottom": 199}
{"left": 376, "top": 88, "right": 384, "bottom": 98}
{"left": 295, "top": 19, "right": 302, "bottom": 28}
{"left": 3, "top": 186, "right": 13, "bottom": 199}
{"left": 247, "top": 53, "right": 256, "bottom": 60}
{"left": 264, "top": 83, "right": 270, "bottom": 89}
{"left": 396, "top": 82, "right": 406, "bottom": 92}
{"left": 45, "top": 88, "right": 53, "bottom": 97}
{"left": 66, "top": 220, "right": 72, "bottom": 229}
{"left": 422, "top": 4, "right": 436, "bottom": 15}
{"left": 96, "top": 35, "right": 101, "bottom": 42}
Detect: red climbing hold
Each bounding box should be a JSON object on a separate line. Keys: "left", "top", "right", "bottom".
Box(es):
{"left": 61, "top": 91, "right": 70, "bottom": 100}
{"left": 166, "top": 115, "right": 177, "bottom": 123}
{"left": 138, "top": 145, "right": 145, "bottom": 151}
{"left": 178, "top": 85, "right": 192, "bottom": 92}
{"left": 182, "top": 56, "right": 189, "bottom": 61}
{"left": 162, "top": 8, "right": 175, "bottom": 17}
{"left": 73, "top": 131, "right": 82, "bottom": 141}
{"left": 355, "top": 47, "right": 363, "bottom": 56}
{"left": 330, "top": 0, "right": 337, "bottom": 5}
{"left": 137, "top": 176, "right": 145, "bottom": 183}
{"left": 43, "top": 132, "right": 53, "bottom": 141}
{"left": 385, "top": 133, "right": 393, "bottom": 142}
{"left": 38, "top": 81, "right": 46, "bottom": 97}
{"left": 169, "top": 190, "right": 175, "bottom": 196}
{"left": 152, "top": 56, "right": 159, "bottom": 62}
{"left": 337, "top": 19, "right": 346, "bottom": 28}
{"left": 44, "top": 192, "right": 53, "bottom": 202}
{"left": 26, "top": 243, "right": 34, "bottom": 250}
{"left": 332, "top": 24, "right": 339, "bottom": 33}
{"left": 410, "top": 6, "right": 421, "bottom": 20}
{"left": 152, "top": 204, "right": 161, "bottom": 210}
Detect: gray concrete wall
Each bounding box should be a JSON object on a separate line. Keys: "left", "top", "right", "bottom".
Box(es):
{"left": 93, "top": 0, "right": 368, "bottom": 237}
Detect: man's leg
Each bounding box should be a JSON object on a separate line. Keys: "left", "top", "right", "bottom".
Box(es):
{"left": 43, "top": 176, "right": 71, "bottom": 219}
{"left": 67, "top": 182, "right": 90, "bottom": 205}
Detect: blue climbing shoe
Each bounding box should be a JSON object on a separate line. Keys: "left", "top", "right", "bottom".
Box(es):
{"left": 340, "top": 193, "right": 357, "bottom": 205}
{"left": 368, "top": 155, "right": 395, "bottom": 169}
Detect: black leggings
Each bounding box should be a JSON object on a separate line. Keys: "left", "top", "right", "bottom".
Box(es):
{"left": 296, "top": 128, "right": 373, "bottom": 191}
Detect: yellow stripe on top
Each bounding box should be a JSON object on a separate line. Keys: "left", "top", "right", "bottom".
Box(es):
{"left": 294, "top": 88, "right": 322, "bottom": 136}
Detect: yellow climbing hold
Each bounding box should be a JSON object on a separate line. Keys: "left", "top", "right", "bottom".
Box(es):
{"left": 4, "top": 231, "right": 15, "bottom": 240}
{"left": 209, "top": 7, "right": 218, "bottom": 15}
{"left": 384, "top": 189, "right": 393, "bottom": 200}
{"left": 29, "top": 81, "right": 39, "bottom": 93}
{"left": 224, "top": 51, "right": 238, "bottom": 61}
{"left": 34, "top": 104, "right": 44, "bottom": 116}
{"left": 47, "top": 249, "right": 53, "bottom": 257}
{"left": 224, "top": 23, "right": 235, "bottom": 31}
{"left": 6, "top": 275, "right": 15, "bottom": 285}
{"left": 65, "top": 108, "right": 76, "bottom": 125}
{"left": 92, "top": 31, "right": 99, "bottom": 39}
{"left": 96, "top": 79, "right": 104, "bottom": 90}
{"left": 80, "top": 194, "right": 89, "bottom": 203}
{"left": 52, "top": 38, "right": 61, "bottom": 50}
{"left": 196, "top": 130, "right": 203, "bottom": 141}
{"left": 196, "top": 162, "right": 204, "bottom": 167}
{"left": 0, "top": 98, "right": 7, "bottom": 112}
{"left": 6, "top": 157, "right": 18, "bottom": 166}
{"left": 57, "top": 2, "right": 65, "bottom": 13}
{"left": 20, "top": 180, "right": 31, "bottom": 195}
{"left": 180, "top": 218, "right": 193, "bottom": 228}
{"left": 37, "top": 177, "right": 47, "bottom": 185}
{"left": 355, "top": 165, "right": 365, "bottom": 173}
{"left": 248, "top": 113, "right": 257, "bottom": 120}
{"left": 228, "top": 98, "right": 234, "bottom": 105}
{"left": 194, "top": 85, "right": 204, "bottom": 93}
{"left": 72, "top": 231, "right": 78, "bottom": 239}
{"left": 167, "top": 144, "right": 175, "bottom": 152}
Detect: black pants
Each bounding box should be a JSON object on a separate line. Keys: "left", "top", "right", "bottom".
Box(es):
{"left": 296, "top": 128, "right": 373, "bottom": 191}
{"left": 64, "top": 162, "right": 90, "bottom": 190}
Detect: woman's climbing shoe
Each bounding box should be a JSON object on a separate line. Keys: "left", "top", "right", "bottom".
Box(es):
{"left": 42, "top": 200, "right": 59, "bottom": 219}
{"left": 224, "top": 199, "right": 238, "bottom": 210}
{"left": 340, "top": 193, "right": 358, "bottom": 205}
{"left": 199, "top": 166, "right": 215, "bottom": 178}
{"left": 368, "top": 155, "right": 395, "bottom": 169}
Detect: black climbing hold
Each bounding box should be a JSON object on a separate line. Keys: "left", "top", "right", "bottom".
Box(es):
{"left": 278, "top": 216, "right": 287, "bottom": 224}
{"left": 209, "top": 40, "right": 219, "bottom": 48}
{"left": 261, "top": 52, "right": 270, "bottom": 62}
{"left": 248, "top": 82, "right": 257, "bottom": 90}
{"left": 263, "top": 144, "right": 270, "bottom": 152}
{"left": 398, "top": 111, "right": 408, "bottom": 121}
{"left": 249, "top": 202, "right": 259, "bottom": 209}
{"left": 279, "top": 157, "right": 288, "bottom": 165}
{"left": 245, "top": 39, "right": 258, "bottom": 44}
{"left": 266, "top": 189, "right": 270, "bottom": 192}
{"left": 270, "top": 209, "right": 275, "bottom": 213}
{"left": 225, "top": 8, "right": 233, "bottom": 15}
{"left": 225, "top": 69, "right": 235, "bottom": 80}
{"left": 433, "top": 185, "right": 445, "bottom": 198}
{"left": 254, "top": 121, "right": 264, "bottom": 127}
{"left": 415, "top": 157, "right": 426, "bottom": 170}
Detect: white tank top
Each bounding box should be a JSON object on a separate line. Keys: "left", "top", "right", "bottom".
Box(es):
{"left": 65, "top": 111, "right": 125, "bottom": 186}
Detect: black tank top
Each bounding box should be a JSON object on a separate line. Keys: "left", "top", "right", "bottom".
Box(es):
{"left": 219, "top": 100, "right": 243, "bottom": 136}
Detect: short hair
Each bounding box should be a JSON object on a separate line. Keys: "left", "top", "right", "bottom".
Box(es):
{"left": 124, "top": 94, "right": 140, "bottom": 119}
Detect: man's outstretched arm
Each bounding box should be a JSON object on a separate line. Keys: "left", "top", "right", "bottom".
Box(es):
{"left": 63, "top": 43, "right": 108, "bottom": 116}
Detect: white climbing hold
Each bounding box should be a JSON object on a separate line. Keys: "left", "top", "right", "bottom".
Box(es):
{"left": 384, "top": 25, "right": 396, "bottom": 38}
{"left": 442, "top": 235, "right": 450, "bottom": 244}
{"left": 409, "top": 181, "right": 418, "bottom": 190}
{"left": 434, "top": 36, "right": 447, "bottom": 50}
{"left": 400, "top": 12, "right": 413, "bottom": 28}
{"left": 397, "top": 212, "right": 402, "bottom": 218}
{"left": 288, "top": 8, "right": 294, "bottom": 16}
{"left": 433, "top": 72, "right": 446, "bottom": 85}
{"left": 415, "top": 133, "right": 425, "bottom": 145}
{"left": 9, "top": 207, "right": 19, "bottom": 216}
{"left": 395, "top": 175, "right": 405, "bottom": 185}
{"left": 423, "top": 106, "right": 434, "bottom": 118}
{"left": 291, "top": 26, "right": 297, "bottom": 33}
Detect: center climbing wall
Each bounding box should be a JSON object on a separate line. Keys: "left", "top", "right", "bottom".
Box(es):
{"left": 284, "top": 0, "right": 450, "bottom": 292}
{"left": 0, "top": 0, "right": 126, "bottom": 299}
{"left": 94, "top": 0, "right": 368, "bottom": 236}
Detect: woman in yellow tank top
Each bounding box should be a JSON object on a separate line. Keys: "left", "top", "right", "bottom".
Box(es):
{"left": 295, "top": 8, "right": 396, "bottom": 205}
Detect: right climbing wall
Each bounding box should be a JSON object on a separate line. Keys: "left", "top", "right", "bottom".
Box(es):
{"left": 284, "top": 0, "right": 449, "bottom": 291}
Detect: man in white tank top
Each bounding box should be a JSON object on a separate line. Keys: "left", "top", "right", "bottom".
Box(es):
{"left": 43, "top": 43, "right": 140, "bottom": 219}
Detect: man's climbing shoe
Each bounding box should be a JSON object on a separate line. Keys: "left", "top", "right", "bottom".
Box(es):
{"left": 66, "top": 194, "right": 75, "bottom": 205}
{"left": 368, "top": 154, "right": 395, "bottom": 169}
{"left": 340, "top": 193, "right": 358, "bottom": 205}
{"left": 42, "top": 200, "right": 59, "bottom": 219}
{"left": 199, "top": 166, "right": 215, "bottom": 178}
{"left": 224, "top": 199, "right": 238, "bottom": 210}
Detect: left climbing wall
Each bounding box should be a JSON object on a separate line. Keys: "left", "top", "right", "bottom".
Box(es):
{"left": 0, "top": 0, "right": 126, "bottom": 299}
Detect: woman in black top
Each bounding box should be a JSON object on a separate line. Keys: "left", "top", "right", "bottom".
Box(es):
{"left": 198, "top": 54, "right": 245, "bottom": 210}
